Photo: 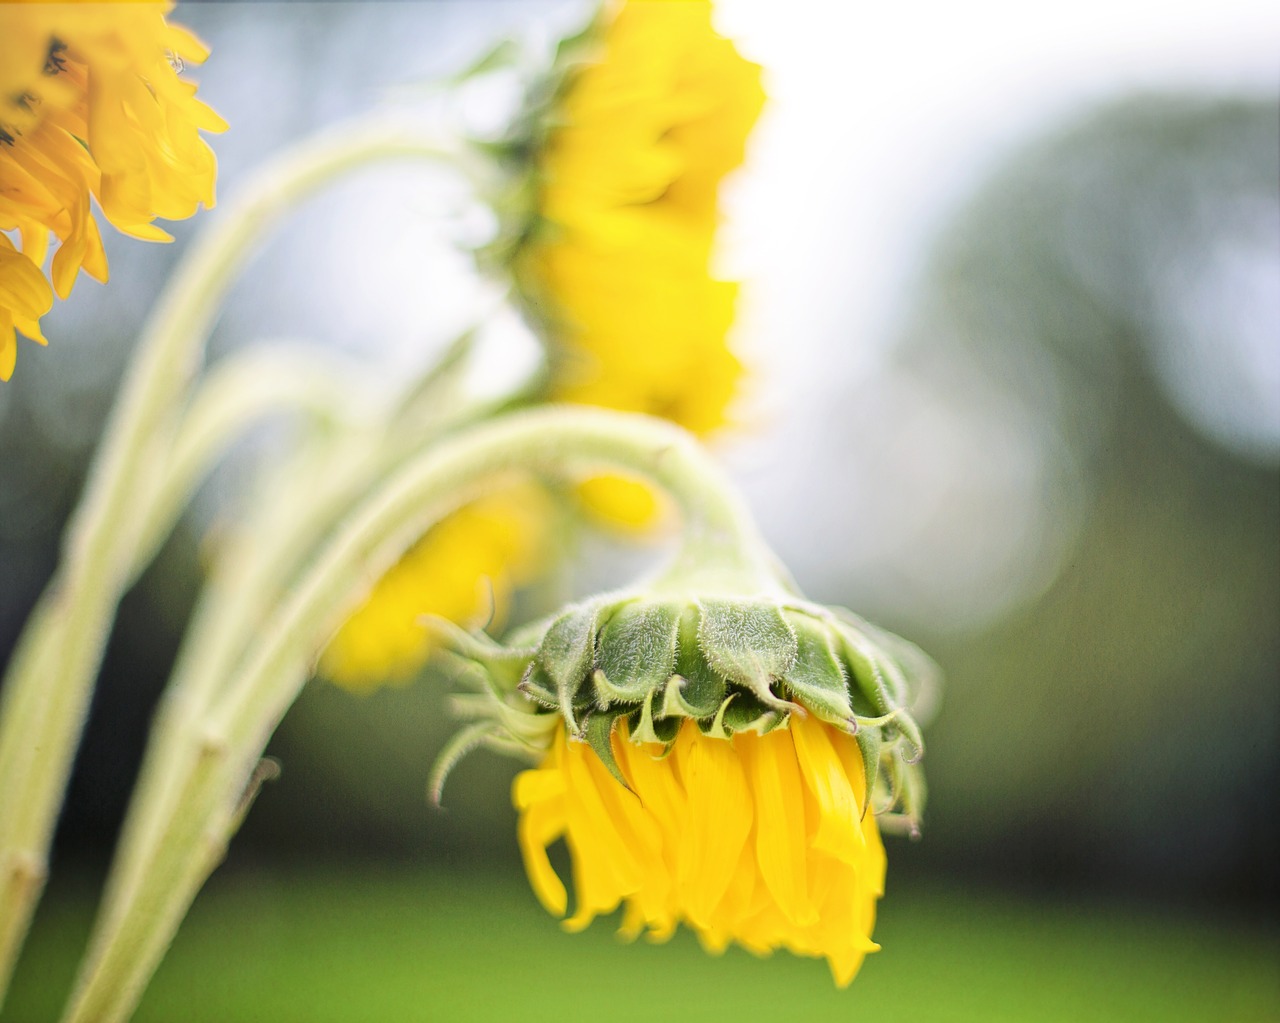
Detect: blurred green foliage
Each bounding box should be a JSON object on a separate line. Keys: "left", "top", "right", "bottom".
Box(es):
{"left": 888, "top": 95, "right": 1278, "bottom": 899}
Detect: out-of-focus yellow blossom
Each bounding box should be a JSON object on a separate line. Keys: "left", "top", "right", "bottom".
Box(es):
{"left": 0, "top": 1, "right": 225, "bottom": 380}
{"left": 0, "top": 235, "right": 53, "bottom": 379}
{"left": 515, "top": 714, "right": 887, "bottom": 987}
{"left": 516, "top": 0, "right": 764, "bottom": 522}
{"left": 320, "top": 487, "right": 552, "bottom": 693}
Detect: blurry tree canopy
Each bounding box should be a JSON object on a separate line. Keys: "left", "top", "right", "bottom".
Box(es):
{"left": 885, "top": 94, "right": 1278, "bottom": 904}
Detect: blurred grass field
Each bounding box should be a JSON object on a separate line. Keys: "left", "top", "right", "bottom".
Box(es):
{"left": 7, "top": 869, "right": 1277, "bottom": 1023}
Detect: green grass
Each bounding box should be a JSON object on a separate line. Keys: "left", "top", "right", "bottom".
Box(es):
{"left": 6, "top": 869, "right": 1278, "bottom": 1023}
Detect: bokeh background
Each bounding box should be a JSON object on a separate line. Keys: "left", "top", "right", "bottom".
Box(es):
{"left": 2, "top": 2, "right": 1277, "bottom": 1020}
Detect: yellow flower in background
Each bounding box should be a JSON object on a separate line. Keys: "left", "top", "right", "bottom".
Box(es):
{"left": 515, "top": 714, "right": 887, "bottom": 987}
{"left": 320, "top": 488, "right": 552, "bottom": 693}
{"left": 0, "top": 0, "right": 225, "bottom": 380}
{"left": 0, "top": 235, "right": 53, "bottom": 377}
{"left": 516, "top": 0, "right": 764, "bottom": 522}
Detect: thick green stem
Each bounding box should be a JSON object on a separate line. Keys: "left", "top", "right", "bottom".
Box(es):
{"left": 64, "top": 406, "right": 780, "bottom": 1023}
{"left": 0, "top": 123, "right": 460, "bottom": 1008}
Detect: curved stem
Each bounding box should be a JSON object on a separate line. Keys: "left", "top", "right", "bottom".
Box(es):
{"left": 64, "top": 406, "right": 780, "bottom": 1023}
{"left": 96, "top": 324, "right": 530, "bottom": 940}
{"left": 126, "top": 342, "right": 377, "bottom": 581}
{"left": 0, "top": 121, "right": 461, "bottom": 1007}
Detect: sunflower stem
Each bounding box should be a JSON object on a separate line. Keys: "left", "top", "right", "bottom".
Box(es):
{"left": 0, "top": 122, "right": 464, "bottom": 1008}
{"left": 63, "top": 406, "right": 781, "bottom": 1023}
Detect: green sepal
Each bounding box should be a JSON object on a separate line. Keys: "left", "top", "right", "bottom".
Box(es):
{"left": 839, "top": 626, "right": 925, "bottom": 759}
{"left": 702, "top": 693, "right": 738, "bottom": 740}
{"left": 517, "top": 662, "right": 559, "bottom": 710}
{"left": 582, "top": 713, "right": 629, "bottom": 790}
{"left": 445, "top": 37, "right": 521, "bottom": 85}
{"left": 539, "top": 602, "right": 603, "bottom": 730}
{"left": 665, "top": 607, "right": 727, "bottom": 717}
{"left": 853, "top": 726, "right": 881, "bottom": 817}
{"left": 629, "top": 689, "right": 663, "bottom": 744}
{"left": 650, "top": 714, "right": 680, "bottom": 744}
{"left": 420, "top": 615, "right": 537, "bottom": 695}
{"left": 593, "top": 600, "right": 681, "bottom": 708}
{"left": 697, "top": 598, "right": 798, "bottom": 713}
{"left": 782, "top": 611, "right": 854, "bottom": 724}
{"left": 699, "top": 692, "right": 778, "bottom": 738}
{"left": 844, "top": 632, "right": 926, "bottom": 757}
{"left": 429, "top": 722, "right": 497, "bottom": 806}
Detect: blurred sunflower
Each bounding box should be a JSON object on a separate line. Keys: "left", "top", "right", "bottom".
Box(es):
{"left": 512, "top": 0, "right": 765, "bottom": 524}
{"left": 320, "top": 487, "right": 552, "bottom": 692}
{"left": 0, "top": 1, "right": 225, "bottom": 380}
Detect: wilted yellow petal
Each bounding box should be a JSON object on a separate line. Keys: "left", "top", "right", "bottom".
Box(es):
{"left": 513, "top": 716, "right": 887, "bottom": 984}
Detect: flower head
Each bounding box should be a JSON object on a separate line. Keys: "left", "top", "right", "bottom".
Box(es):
{"left": 491, "top": 0, "right": 765, "bottom": 522}
{"left": 520, "top": 0, "right": 762, "bottom": 429}
{"left": 0, "top": 1, "right": 225, "bottom": 379}
{"left": 434, "top": 590, "right": 934, "bottom": 984}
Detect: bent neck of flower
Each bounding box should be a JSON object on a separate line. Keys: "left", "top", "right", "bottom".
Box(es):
{"left": 459, "top": 407, "right": 788, "bottom": 599}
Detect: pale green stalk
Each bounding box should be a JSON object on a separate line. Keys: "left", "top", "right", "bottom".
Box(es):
{"left": 64, "top": 407, "right": 781, "bottom": 1023}
{"left": 0, "top": 123, "right": 462, "bottom": 1005}
{"left": 94, "top": 325, "right": 517, "bottom": 939}
{"left": 127, "top": 342, "right": 377, "bottom": 580}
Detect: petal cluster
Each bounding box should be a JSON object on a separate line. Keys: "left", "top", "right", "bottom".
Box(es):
{"left": 515, "top": 715, "right": 887, "bottom": 987}
{"left": 516, "top": 0, "right": 764, "bottom": 521}
{"left": 0, "top": 1, "right": 225, "bottom": 379}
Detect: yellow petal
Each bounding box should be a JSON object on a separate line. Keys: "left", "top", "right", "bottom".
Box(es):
{"left": 737, "top": 728, "right": 819, "bottom": 928}
{"left": 674, "top": 722, "right": 754, "bottom": 928}
{"left": 791, "top": 715, "right": 867, "bottom": 865}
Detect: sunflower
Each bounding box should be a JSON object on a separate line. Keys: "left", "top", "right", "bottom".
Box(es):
{"left": 441, "top": 587, "right": 933, "bottom": 985}
{"left": 515, "top": 715, "right": 887, "bottom": 986}
{"left": 0, "top": 1, "right": 225, "bottom": 380}
{"left": 513, "top": 0, "right": 765, "bottom": 522}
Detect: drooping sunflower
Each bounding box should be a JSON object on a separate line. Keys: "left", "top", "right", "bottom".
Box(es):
{"left": 439, "top": 591, "right": 933, "bottom": 985}
{"left": 0, "top": 1, "right": 225, "bottom": 379}
{"left": 509, "top": 0, "right": 765, "bottom": 523}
